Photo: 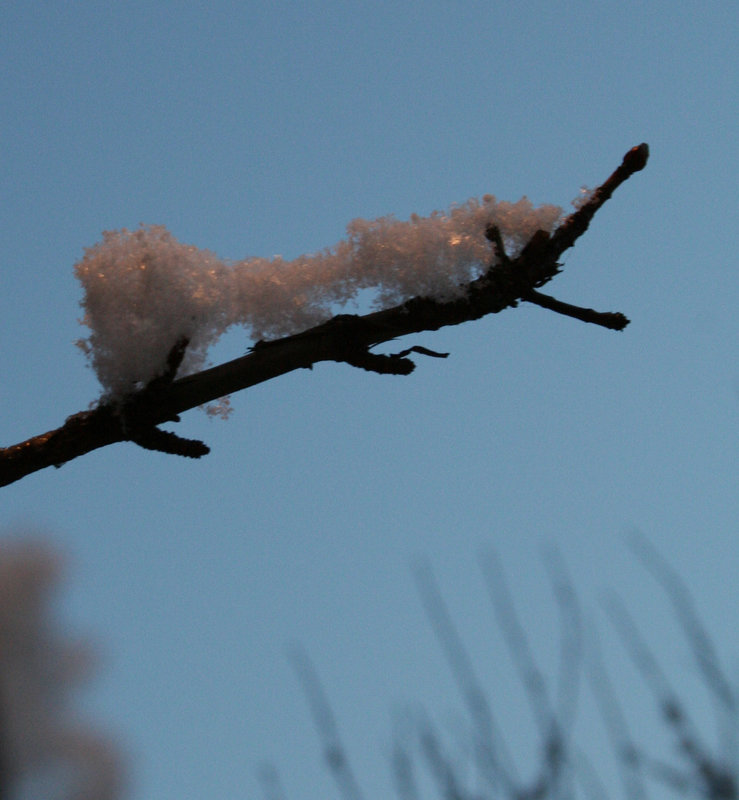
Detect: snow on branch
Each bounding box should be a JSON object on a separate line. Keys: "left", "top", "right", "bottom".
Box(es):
{"left": 75, "top": 197, "right": 561, "bottom": 400}
{"left": 0, "top": 144, "right": 649, "bottom": 488}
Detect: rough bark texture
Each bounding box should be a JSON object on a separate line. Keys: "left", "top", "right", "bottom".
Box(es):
{"left": 0, "top": 144, "right": 648, "bottom": 488}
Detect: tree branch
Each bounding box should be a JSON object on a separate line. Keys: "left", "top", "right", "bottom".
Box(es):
{"left": 0, "top": 144, "right": 649, "bottom": 488}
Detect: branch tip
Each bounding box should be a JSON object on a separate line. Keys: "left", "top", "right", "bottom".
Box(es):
{"left": 622, "top": 143, "right": 649, "bottom": 174}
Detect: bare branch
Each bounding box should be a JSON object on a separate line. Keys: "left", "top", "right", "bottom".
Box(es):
{"left": 257, "top": 763, "right": 288, "bottom": 800}
{"left": 288, "top": 645, "right": 366, "bottom": 800}
{"left": 479, "top": 550, "right": 575, "bottom": 800}
{"left": 390, "top": 738, "right": 422, "bottom": 800}
{"left": 604, "top": 593, "right": 739, "bottom": 799}
{"left": 540, "top": 545, "right": 584, "bottom": 737}
{"left": 413, "top": 559, "right": 520, "bottom": 795}
{"left": 587, "top": 622, "right": 648, "bottom": 800}
{"left": 627, "top": 532, "right": 737, "bottom": 713}
{"left": 479, "top": 550, "right": 554, "bottom": 736}
{"left": 417, "top": 715, "right": 474, "bottom": 800}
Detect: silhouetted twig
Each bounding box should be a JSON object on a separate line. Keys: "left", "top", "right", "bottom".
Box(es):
{"left": 480, "top": 550, "right": 577, "bottom": 800}
{"left": 587, "top": 620, "right": 648, "bottom": 800}
{"left": 288, "top": 534, "right": 737, "bottom": 800}
{"left": 417, "top": 713, "right": 476, "bottom": 800}
{"left": 414, "top": 559, "right": 519, "bottom": 796}
{"left": 541, "top": 545, "right": 583, "bottom": 739}
{"left": 627, "top": 532, "right": 737, "bottom": 714}
{"left": 605, "top": 589, "right": 737, "bottom": 799}
{"left": 257, "top": 762, "right": 288, "bottom": 800}
{"left": 391, "top": 736, "right": 422, "bottom": 800}
{"left": 289, "top": 644, "right": 366, "bottom": 800}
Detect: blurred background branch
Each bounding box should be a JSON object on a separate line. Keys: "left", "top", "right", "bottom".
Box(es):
{"left": 289, "top": 538, "right": 738, "bottom": 800}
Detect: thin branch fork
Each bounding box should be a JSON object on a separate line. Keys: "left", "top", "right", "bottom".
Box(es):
{"left": 0, "top": 144, "right": 649, "bottom": 488}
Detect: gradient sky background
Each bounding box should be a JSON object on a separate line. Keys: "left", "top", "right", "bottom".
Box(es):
{"left": 1, "top": 2, "right": 737, "bottom": 798}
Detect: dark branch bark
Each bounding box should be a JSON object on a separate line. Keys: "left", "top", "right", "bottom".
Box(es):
{"left": 522, "top": 289, "right": 629, "bottom": 330}
{"left": 0, "top": 144, "right": 649, "bottom": 488}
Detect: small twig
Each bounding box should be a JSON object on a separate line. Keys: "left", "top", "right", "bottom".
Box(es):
{"left": 627, "top": 532, "right": 739, "bottom": 797}
{"left": 522, "top": 289, "right": 630, "bottom": 330}
{"left": 587, "top": 621, "right": 647, "bottom": 800}
{"left": 416, "top": 716, "right": 471, "bottom": 800}
{"left": 627, "top": 532, "right": 736, "bottom": 711}
{"left": 480, "top": 550, "right": 554, "bottom": 735}
{"left": 602, "top": 591, "right": 738, "bottom": 798}
{"left": 340, "top": 349, "right": 416, "bottom": 375}
{"left": 485, "top": 224, "right": 511, "bottom": 267}
{"left": 480, "top": 551, "right": 576, "bottom": 800}
{"left": 392, "top": 345, "right": 449, "bottom": 360}
{"left": 413, "top": 560, "right": 519, "bottom": 794}
{"left": 122, "top": 337, "right": 210, "bottom": 457}
{"left": 256, "top": 763, "right": 288, "bottom": 800}
{"left": 126, "top": 426, "right": 210, "bottom": 458}
{"left": 154, "top": 335, "right": 190, "bottom": 385}
{"left": 289, "top": 645, "right": 366, "bottom": 800}
{"left": 540, "top": 545, "right": 583, "bottom": 740}
{"left": 391, "top": 737, "right": 422, "bottom": 800}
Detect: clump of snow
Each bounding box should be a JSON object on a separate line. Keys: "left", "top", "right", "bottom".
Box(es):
{"left": 75, "top": 196, "right": 562, "bottom": 400}
{"left": 572, "top": 185, "right": 596, "bottom": 210}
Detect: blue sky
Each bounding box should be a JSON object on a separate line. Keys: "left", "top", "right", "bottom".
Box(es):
{"left": 1, "top": 2, "right": 737, "bottom": 798}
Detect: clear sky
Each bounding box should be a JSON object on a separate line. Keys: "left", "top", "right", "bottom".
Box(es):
{"left": 1, "top": 2, "right": 737, "bottom": 798}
